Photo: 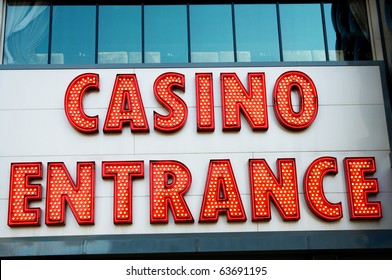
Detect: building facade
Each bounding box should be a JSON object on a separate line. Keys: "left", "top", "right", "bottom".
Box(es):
{"left": 0, "top": 0, "right": 392, "bottom": 259}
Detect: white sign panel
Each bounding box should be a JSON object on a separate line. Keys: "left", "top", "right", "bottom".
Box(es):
{"left": 0, "top": 65, "right": 391, "bottom": 239}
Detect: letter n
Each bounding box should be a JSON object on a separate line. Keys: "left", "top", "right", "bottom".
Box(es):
{"left": 46, "top": 162, "right": 95, "bottom": 225}
{"left": 249, "top": 159, "right": 300, "bottom": 221}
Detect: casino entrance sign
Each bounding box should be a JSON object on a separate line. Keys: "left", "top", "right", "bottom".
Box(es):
{"left": 7, "top": 70, "right": 383, "bottom": 227}
{"left": 0, "top": 65, "right": 391, "bottom": 239}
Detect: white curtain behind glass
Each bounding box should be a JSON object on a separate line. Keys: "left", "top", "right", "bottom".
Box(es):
{"left": 4, "top": 1, "right": 49, "bottom": 64}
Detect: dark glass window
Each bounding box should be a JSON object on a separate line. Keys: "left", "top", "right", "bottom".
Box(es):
{"left": 51, "top": 5, "right": 96, "bottom": 64}
{"left": 235, "top": 4, "right": 280, "bottom": 62}
{"left": 4, "top": 2, "right": 50, "bottom": 64}
{"left": 144, "top": 5, "right": 188, "bottom": 63}
{"left": 326, "top": 2, "right": 372, "bottom": 61}
{"left": 190, "top": 4, "right": 234, "bottom": 62}
{"left": 98, "top": 5, "right": 142, "bottom": 64}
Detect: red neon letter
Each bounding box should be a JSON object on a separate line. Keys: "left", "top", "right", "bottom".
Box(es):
{"left": 104, "top": 74, "right": 149, "bottom": 133}
{"left": 273, "top": 71, "right": 318, "bottom": 130}
{"left": 304, "top": 157, "right": 342, "bottom": 221}
{"left": 46, "top": 162, "right": 95, "bottom": 225}
{"left": 154, "top": 72, "right": 187, "bottom": 132}
{"left": 221, "top": 72, "right": 268, "bottom": 131}
{"left": 8, "top": 162, "right": 42, "bottom": 226}
{"left": 196, "top": 73, "right": 215, "bottom": 132}
{"left": 64, "top": 73, "right": 99, "bottom": 133}
{"left": 344, "top": 157, "right": 382, "bottom": 219}
{"left": 199, "top": 160, "right": 247, "bottom": 222}
{"left": 249, "top": 159, "right": 300, "bottom": 221}
{"left": 102, "top": 161, "right": 144, "bottom": 224}
{"left": 150, "top": 160, "right": 194, "bottom": 223}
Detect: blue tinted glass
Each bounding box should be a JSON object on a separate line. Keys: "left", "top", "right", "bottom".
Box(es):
{"left": 280, "top": 4, "right": 326, "bottom": 61}
{"left": 145, "top": 5, "right": 188, "bottom": 63}
{"left": 98, "top": 5, "right": 142, "bottom": 64}
{"left": 51, "top": 6, "right": 96, "bottom": 64}
{"left": 235, "top": 4, "right": 280, "bottom": 62}
{"left": 190, "top": 5, "right": 234, "bottom": 62}
{"left": 4, "top": 4, "right": 50, "bottom": 64}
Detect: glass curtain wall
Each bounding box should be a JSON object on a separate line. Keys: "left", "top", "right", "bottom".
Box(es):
{"left": 190, "top": 4, "right": 234, "bottom": 62}
{"left": 280, "top": 4, "right": 326, "bottom": 61}
{"left": 234, "top": 4, "right": 280, "bottom": 62}
{"left": 144, "top": 5, "right": 188, "bottom": 63}
{"left": 51, "top": 5, "right": 96, "bottom": 64}
{"left": 2, "top": 0, "right": 373, "bottom": 65}
{"left": 3, "top": 1, "right": 49, "bottom": 64}
{"left": 98, "top": 5, "right": 142, "bottom": 64}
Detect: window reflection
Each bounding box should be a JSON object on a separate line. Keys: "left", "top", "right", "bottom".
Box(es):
{"left": 145, "top": 5, "right": 188, "bottom": 63}
{"left": 4, "top": 2, "right": 49, "bottom": 64}
{"left": 51, "top": 5, "right": 96, "bottom": 64}
{"left": 324, "top": 3, "right": 342, "bottom": 61}
{"left": 98, "top": 5, "right": 142, "bottom": 64}
{"left": 328, "top": 1, "right": 372, "bottom": 61}
{"left": 190, "top": 4, "right": 234, "bottom": 62}
{"left": 280, "top": 4, "right": 326, "bottom": 61}
{"left": 235, "top": 4, "right": 280, "bottom": 62}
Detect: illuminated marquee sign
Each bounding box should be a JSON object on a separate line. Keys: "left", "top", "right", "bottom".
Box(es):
{"left": 0, "top": 65, "right": 391, "bottom": 238}
{"left": 64, "top": 71, "right": 317, "bottom": 134}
